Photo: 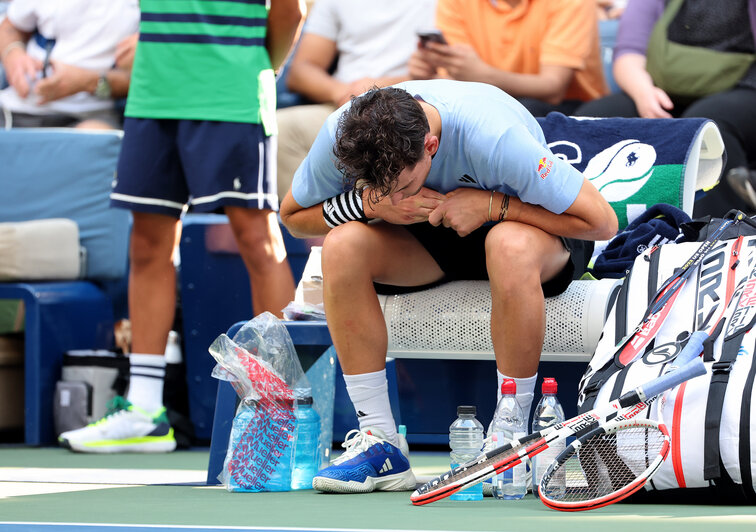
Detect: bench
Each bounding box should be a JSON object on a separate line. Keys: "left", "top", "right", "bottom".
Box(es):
{"left": 0, "top": 128, "right": 129, "bottom": 445}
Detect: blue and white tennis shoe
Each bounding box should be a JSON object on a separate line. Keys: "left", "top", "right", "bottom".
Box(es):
{"left": 312, "top": 427, "right": 416, "bottom": 493}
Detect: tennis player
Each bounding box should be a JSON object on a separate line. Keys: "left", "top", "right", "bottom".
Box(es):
{"left": 280, "top": 79, "right": 617, "bottom": 493}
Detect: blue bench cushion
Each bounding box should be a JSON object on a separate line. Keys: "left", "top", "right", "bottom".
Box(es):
{"left": 0, "top": 128, "right": 130, "bottom": 280}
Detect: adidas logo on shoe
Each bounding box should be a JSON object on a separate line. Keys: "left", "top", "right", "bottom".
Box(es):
{"left": 312, "top": 427, "right": 416, "bottom": 493}
{"left": 378, "top": 458, "right": 393, "bottom": 474}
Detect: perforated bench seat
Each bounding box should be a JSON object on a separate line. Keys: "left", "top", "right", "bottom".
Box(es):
{"left": 379, "top": 278, "right": 621, "bottom": 362}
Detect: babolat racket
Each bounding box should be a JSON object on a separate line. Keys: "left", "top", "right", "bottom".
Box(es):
{"left": 409, "top": 331, "right": 707, "bottom": 506}
{"left": 537, "top": 417, "right": 669, "bottom": 511}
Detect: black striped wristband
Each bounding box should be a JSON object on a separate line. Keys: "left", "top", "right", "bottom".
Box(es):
{"left": 322, "top": 189, "right": 367, "bottom": 228}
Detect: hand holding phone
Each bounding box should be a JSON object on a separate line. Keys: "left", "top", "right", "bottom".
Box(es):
{"left": 417, "top": 29, "right": 447, "bottom": 48}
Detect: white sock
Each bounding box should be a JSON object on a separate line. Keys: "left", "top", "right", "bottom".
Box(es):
{"left": 497, "top": 370, "right": 537, "bottom": 425}
{"left": 343, "top": 369, "right": 398, "bottom": 446}
{"left": 127, "top": 353, "right": 166, "bottom": 414}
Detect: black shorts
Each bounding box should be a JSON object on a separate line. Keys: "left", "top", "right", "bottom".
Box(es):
{"left": 373, "top": 223, "right": 593, "bottom": 298}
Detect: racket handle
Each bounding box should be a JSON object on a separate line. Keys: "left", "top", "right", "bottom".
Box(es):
{"left": 674, "top": 331, "right": 707, "bottom": 366}
{"left": 640, "top": 357, "right": 706, "bottom": 401}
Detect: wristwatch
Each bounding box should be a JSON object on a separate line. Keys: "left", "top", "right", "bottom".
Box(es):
{"left": 94, "top": 73, "right": 112, "bottom": 100}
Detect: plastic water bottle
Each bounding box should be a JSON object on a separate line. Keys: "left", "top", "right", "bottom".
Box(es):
{"left": 531, "top": 378, "right": 565, "bottom": 498}
{"left": 164, "top": 331, "right": 182, "bottom": 364}
{"left": 449, "top": 405, "right": 484, "bottom": 501}
{"left": 490, "top": 379, "right": 527, "bottom": 500}
{"left": 291, "top": 396, "right": 321, "bottom": 490}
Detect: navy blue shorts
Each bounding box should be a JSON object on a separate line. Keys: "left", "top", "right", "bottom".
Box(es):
{"left": 111, "top": 118, "right": 278, "bottom": 217}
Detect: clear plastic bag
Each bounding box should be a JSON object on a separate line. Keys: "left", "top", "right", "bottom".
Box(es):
{"left": 209, "top": 312, "right": 312, "bottom": 492}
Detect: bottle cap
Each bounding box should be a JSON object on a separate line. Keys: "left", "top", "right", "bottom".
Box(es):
{"left": 296, "top": 396, "right": 314, "bottom": 405}
{"left": 542, "top": 377, "right": 558, "bottom": 394}
{"left": 457, "top": 405, "right": 476, "bottom": 416}
{"left": 500, "top": 378, "right": 516, "bottom": 395}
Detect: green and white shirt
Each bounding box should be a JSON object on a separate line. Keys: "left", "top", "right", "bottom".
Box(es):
{"left": 125, "top": 0, "right": 276, "bottom": 131}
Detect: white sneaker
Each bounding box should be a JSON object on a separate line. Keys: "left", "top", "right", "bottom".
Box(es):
{"left": 312, "top": 427, "right": 416, "bottom": 493}
{"left": 58, "top": 396, "right": 176, "bottom": 453}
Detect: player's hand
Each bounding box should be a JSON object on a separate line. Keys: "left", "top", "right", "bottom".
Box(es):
{"left": 367, "top": 186, "right": 447, "bottom": 225}
{"left": 34, "top": 60, "right": 98, "bottom": 104}
{"left": 2, "top": 46, "right": 41, "bottom": 98}
{"left": 428, "top": 188, "right": 489, "bottom": 237}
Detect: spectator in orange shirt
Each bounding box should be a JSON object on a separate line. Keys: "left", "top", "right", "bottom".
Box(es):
{"left": 409, "top": 0, "right": 608, "bottom": 116}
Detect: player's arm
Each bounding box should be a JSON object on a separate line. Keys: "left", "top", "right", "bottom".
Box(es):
{"left": 507, "top": 179, "right": 618, "bottom": 241}
{"left": 280, "top": 189, "right": 331, "bottom": 238}
{"left": 280, "top": 186, "right": 446, "bottom": 238}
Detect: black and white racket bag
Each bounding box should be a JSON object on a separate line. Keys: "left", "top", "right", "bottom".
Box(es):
{"left": 577, "top": 232, "right": 756, "bottom": 502}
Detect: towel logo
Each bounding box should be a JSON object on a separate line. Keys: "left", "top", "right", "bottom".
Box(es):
{"left": 537, "top": 157, "right": 553, "bottom": 180}
{"left": 583, "top": 140, "right": 657, "bottom": 202}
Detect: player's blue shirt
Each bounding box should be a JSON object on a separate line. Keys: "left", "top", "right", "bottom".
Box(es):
{"left": 291, "top": 80, "right": 584, "bottom": 214}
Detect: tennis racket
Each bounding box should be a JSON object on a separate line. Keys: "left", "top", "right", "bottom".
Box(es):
{"left": 409, "top": 331, "right": 707, "bottom": 506}
{"left": 537, "top": 417, "right": 669, "bottom": 511}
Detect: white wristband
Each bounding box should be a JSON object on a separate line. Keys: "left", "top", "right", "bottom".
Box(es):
{"left": 322, "top": 189, "right": 367, "bottom": 228}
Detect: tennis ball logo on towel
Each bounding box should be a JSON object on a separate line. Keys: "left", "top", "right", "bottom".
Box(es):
{"left": 584, "top": 140, "right": 656, "bottom": 202}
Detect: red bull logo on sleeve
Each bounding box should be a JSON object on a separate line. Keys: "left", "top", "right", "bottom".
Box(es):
{"left": 537, "top": 157, "right": 553, "bottom": 179}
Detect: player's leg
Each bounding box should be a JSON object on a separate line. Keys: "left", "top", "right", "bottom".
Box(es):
{"left": 313, "top": 220, "right": 444, "bottom": 493}
{"left": 486, "top": 221, "right": 570, "bottom": 416}
{"left": 225, "top": 206, "right": 295, "bottom": 318}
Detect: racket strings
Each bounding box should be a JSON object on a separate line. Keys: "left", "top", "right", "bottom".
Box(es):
{"left": 541, "top": 426, "right": 666, "bottom": 502}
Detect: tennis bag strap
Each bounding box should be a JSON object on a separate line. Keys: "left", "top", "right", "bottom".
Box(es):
{"left": 580, "top": 249, "right": 662, "bottom": 412}
{"left": 704, "top": 255, "right": 756, "bottom": 487}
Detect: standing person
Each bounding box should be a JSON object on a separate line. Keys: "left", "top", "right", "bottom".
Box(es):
{"left": 279, "top": 80, "right": 617, "bottom": 492}
{"left": 409, "top": 0, "right": 608, "bottom": 117}
{"left": 575, "top": 0, "right": 756, "bottom": 218}
{"left": 275, "top": 0, "right": 437, "bottom": 200}
{"left": 58, "top": 0, "right": 305, "bottom": 453}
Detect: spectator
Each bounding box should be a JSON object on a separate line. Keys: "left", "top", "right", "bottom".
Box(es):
{"left": 0, "top": 0, "right": 139, "bottom": 129}
{"left": 58, "top": 0, "right": 305, "bottom": 453}
{"left": 275, "top": 0, "right": 437, "bottom": 200}
{"left": 409, "top": 0, "right": 608, "bottom": 117}
{"left": 575, "top": 0, "right": 756, "bottom": 218}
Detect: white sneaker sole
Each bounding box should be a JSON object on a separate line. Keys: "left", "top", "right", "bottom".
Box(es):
{"left": 65, "top": 439, "right": 177, "bottom": 454}
{"left": 312, "top": 469, "right": 416, "bottom": 493}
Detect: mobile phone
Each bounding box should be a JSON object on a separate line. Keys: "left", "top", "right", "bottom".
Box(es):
{"left": 417, "top": 29, "right": 447, "bottom": 47}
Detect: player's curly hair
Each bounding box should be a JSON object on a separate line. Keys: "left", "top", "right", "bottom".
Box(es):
{"left": 333, "top": 87, "right": 429, "bottom": 205}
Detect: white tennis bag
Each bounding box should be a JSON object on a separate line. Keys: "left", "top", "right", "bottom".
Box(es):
{"left": 578, "top": 232, "right": 756, "bottom": 502}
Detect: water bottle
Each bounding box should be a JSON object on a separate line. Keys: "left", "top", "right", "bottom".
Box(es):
{"left": 225, "top": 401, "right": 295, "bottom": 492}
{"left": 490, "top": 379, "right": 527, "bottom": 500}
{"left": 291, "top": 396, "right": 321, "bottom": 490}
{"left": 164, "top": 331, "right": 182, "bottom": 364}
{"left": 449, "top": 405, "right": 484, "bottom": 501}
{"left": 531, "top": 378, "right": 565, "bottom": 498}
